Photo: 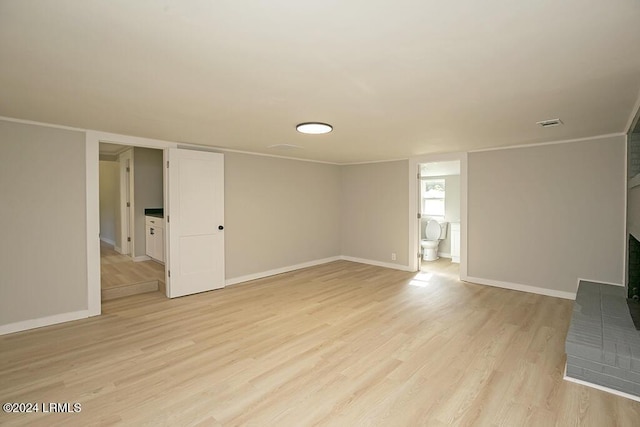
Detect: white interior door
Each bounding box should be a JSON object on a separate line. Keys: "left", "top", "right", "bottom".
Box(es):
{"left": 167, "top": 148, "right": 225, "bottom": 298}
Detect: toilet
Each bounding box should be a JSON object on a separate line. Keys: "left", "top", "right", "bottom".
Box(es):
{"left": 421, "top": 220, "right": 448, "bottom": 261}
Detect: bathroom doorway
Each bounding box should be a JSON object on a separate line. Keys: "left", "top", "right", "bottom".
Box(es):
{"left": 417, "top": 160, "right": 461, "bottom": 274}
{"left": 408, "top": 152, "right": 467, "bottom": 280}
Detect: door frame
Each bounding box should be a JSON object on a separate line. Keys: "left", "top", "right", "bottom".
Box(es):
{"left": 408, "top": 152, "right": 468, "bottom": 279}
{"left": 86, "top": 131, "right": 175, "bottom": 316}
{"left": 118, "top": 148, "right": 134, "bottom": 256}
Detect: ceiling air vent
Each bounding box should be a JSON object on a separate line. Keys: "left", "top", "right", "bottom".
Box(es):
{"left": 536, "top": 118, "right": 563, "bottom": 128}
{"left": 267, "top": 144, "right": 302, "bottom": 150}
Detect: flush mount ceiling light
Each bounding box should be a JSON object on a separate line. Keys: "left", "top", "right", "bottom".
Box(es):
{"left": 296, "top": 122, "right": 333, "bottom": 135}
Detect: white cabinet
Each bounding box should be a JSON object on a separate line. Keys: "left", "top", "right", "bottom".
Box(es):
{"left": 145, "top": 216, "right": 165, "bottom": 263}
{"left": 450, "top": 222, "right": 460, "bottom": 264}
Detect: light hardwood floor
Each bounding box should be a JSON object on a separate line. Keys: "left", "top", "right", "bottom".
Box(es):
{"left": 2, "top": 260, "right": 640, "bottom": 426}
{"left": 100, "top": 242, "right": 165, "bottom": 300}
{"left": 420, "top": 256, "right": 460, "bottom": 277}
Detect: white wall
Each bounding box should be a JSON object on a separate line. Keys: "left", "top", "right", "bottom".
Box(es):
{"left": 0, "top": 120, "right": 88, "bottom": 328}
{"left": 467, "top": 135, "right": 626, "bottom": 295}
{"left": 98, "top": 160, "right": 119, "bottom": 246}
{"left": 341, "top": 160, "right": 409, "bottom": 266}
{"left": 224, "top": 152, "right": 341, "bottom": 279}
{"left": 133, "top": 147, "right": 164, "bottom": 257}
{"left": 2, "top": 115, "right": 630, "bottom": 335}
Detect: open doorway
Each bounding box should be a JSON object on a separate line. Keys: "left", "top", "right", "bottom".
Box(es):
{"left": 418, "top": 160, "right": 460, "bottom": 278}
{"left": 88, "top": 131, "right": 227, "bottom": 317}
{"left": 98, "top": 143, "right": 166, "bottom": 300}
{"left": 408, "top": 152, "right": 467, "bottom": 279}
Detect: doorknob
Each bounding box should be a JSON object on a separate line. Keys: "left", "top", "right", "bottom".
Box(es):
{"left": 218, "top": 225, "right": 224, "bottom": 230}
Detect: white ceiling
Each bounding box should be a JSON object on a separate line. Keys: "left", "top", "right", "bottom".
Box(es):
{"left": 1, "top": 1, "right": 639, "bottom": 164}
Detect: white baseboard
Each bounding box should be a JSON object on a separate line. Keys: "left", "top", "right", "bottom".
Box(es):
{"left": 0, "top": 310, "right": 89, "bottom": 336}
{"left": 132, "top": 255, "right": 151, "bottom": 262}
{"left": 437, "top": 252, "right": 452, "bottom": 259}
{"left": 340, "top": 256, "right": 414, "bottom": 272}
{"left": 564, "top": 363, "right": 640, "bottom": 402}
{"left": 226, "top": 256, "right": 341, "bottom": 286}
{"left": 226, "top": 255, "right": 416, "bottom": 287}
{"left": 463, "top": 275, "right": 576, "bottom": 300}
{"left": 100, "top": 237, "right": 115, "bottom": 246}
{"left": 114, "top": 246, "right": 123, "bottom": 254}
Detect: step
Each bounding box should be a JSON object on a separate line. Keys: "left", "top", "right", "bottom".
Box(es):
{"left": 101, "top": 280, "right": 162, "bottom": 301}
{"left": 565, "top": 280, "right": 640, "bottom": 399}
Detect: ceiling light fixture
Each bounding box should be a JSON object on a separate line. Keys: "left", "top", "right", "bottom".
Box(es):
{"left": 296, "top": 122, "right": 333, "bottom": 135}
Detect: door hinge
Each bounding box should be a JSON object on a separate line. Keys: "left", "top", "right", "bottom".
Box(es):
{"left": 167, "top": 215, "right": 169, "bottom": 223}
{"left": 168, "top": 270, "right": 171, "bottom": 278}
{"left": 126, "top": 202, "right": 130, "bottom": 207}
{"left": 127, "top": 237, "right": 131, "bottom": 242}
{"left": 126, "top": 166, "right": 130, "bottom": 173}
{"left": 166, "top": 161, "right": 169, "bottom": 168}
{"left": 417, "top": 213, "right": 422, "bottom": 219}
{"left": 417, "top": 173, "right": 421, "bottom": 180}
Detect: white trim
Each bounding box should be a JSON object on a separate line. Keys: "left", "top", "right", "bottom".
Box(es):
{"left": 128, "top": 149, "right": 136, "bottom": 258}
{"left": 0, "top": 310, "right": 89, "bottom": 336}
{"left": 177, "top": 143, "right": 340, "bottom": 165}
{"left": 86, "top": 135, "right": 101, "bottom": 317}
{"left": 90, "top": 130, "right": 178, "bottom": 150}
{"left": 225, "top": 256, "right": 416, "bottom": 287}
{"left": 133, "top": 255, "right": 151, "bottom": 262}
{"left": 340, "top": 256, "right": 414, "bottom": 272}
{"left": 0, "top": 115, "right": 88, "bottom": 132}
{"left": 118, "top": 148, "right": 133, "bottom": 256}
{"left": 469, "top": 132, "right": 625, "bottom": 153}
{"left": 163, "top": 149, "right": 170, "bottom": 296}
{"left": 459, "top": 154, "right": 468, "bottom": 279}
{"left": 576, "top": 277, "right": 624, "bottom": 288}
{"left": 114, "top": 246, "right": 123, "bottom": 254}
{"left": 100, "top": 237, "right": 115, "bottom": 246}
{"left": 0, "top": 116, "right": 335, "bottom": 166}
{"left": 340, "top": 157, "right": 409, "bottom": 166}
{"left": 86, "top": 131, "right": 175, "bottom": 318}
{"left": 564, "top": 364, "right": 640, "bottom": 403}
{"left": 436, "top": 252, "right": 452, "bottom": 259}
{"left": 409, "top": 160, "right": 418, "bottom": 272}
{"left": 226, "top": 256, "right": 341, "bottom": 286}
{"left": 464, "top": 275, "right": 576, "bottom": 300}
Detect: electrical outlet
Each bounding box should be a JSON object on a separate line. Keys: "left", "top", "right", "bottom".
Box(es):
{"left": 391, "top": 253, "right": 397, "bottom": 261}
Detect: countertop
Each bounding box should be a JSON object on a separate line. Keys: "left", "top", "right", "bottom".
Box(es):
{"left": 144, "top": 208, "right": 164, "bottom": 218}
